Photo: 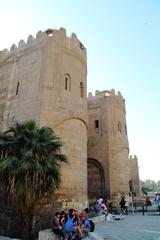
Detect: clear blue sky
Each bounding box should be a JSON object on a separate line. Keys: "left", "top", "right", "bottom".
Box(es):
{"left": 0, "top": 0, "right": 159, "bottom": 181}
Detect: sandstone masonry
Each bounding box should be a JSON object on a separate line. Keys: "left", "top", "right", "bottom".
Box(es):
{"left": 87, "top": 90, "right": 140, "bottom": 200}
{"left": 0, "top": 27, "right": 140, "bottom": 208}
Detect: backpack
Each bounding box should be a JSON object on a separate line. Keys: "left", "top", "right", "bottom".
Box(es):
{"left": 64, "top": 215, "right": 74, "bottom": 232}
{"left": 89, "top": 220, "right": 95, "bottom": 232}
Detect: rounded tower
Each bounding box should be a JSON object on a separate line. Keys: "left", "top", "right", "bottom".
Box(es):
{"left": 39, "top": 28, "right": 88, "bottom": 209}
{"left": 0, "top": 27, "right": 88, "bottom": 209}
{"left": 87, "top": 89, "right": 130, "bottom": 200}
{"left": 105, "top": 90, "right": 130, "bottom": 196}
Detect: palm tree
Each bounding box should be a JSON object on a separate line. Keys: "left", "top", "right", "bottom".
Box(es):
{"left": 0, "top": 120, "right": 67, "bottom": 240}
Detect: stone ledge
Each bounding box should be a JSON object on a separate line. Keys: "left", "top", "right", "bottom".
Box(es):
{"left": 38, "top": 215, "right": 111, "bottom": 240}
{"left": 38, "top": 228, "right": 106, "bottom": 240}
{"left": 89, "top": 214, "right": 106, "bottom": 223}
{"left": 88, "top": 232, "right": 104, "bottom": 240}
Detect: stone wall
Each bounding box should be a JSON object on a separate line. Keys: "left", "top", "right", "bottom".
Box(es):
{"left": 0, "top": 27, "right": 141, "bottom": 237}
{"left": 129, "top": 155, "right": 141, "bottom": 197}
{"left": 0, "top": 27, "right": 88, "bottom": 237}
{"left": 87, "top": 89, "right": 130, "bottom": 198}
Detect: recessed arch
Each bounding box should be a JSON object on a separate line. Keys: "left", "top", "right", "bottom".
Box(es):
{"left": 87, "top": 158, "right": 105, "bottom": 200}
{"left": 54, "top": 116, "right": 88, "bottom": 131}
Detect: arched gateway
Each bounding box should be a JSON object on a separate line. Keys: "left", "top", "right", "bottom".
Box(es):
{"left": 87, "top": 158, "right": 105, "bottom": 200}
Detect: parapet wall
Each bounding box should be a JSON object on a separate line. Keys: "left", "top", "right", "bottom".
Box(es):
{"left": 0, "top": 27, "right": 87, "bottom": 130}
{"left": 0, "top": 27, "right": 86, "bottom": 64}
{"left": 88, "top": 88, "right": 126, "bottom": 113}
{"left": 88, "top": 88, "right": 124, "bottom": 100}
{"left": 129, "top": 155, "right": 138, "bottom": 161}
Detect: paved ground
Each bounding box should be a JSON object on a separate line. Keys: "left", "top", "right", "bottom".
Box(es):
{"left": 94, "top": 213, "right": 160, "bottom": 240}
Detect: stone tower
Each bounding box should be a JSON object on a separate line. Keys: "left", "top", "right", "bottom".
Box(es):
{"left": 0, "top": 28, "right": 88, "bottom": 210}
{"left": 87, "top": 89, "right": 130, "bottom": 199}
{"left": 129, "top": 155, "right": 141, "bottom": 197}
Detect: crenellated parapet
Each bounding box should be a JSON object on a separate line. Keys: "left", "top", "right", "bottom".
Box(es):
{"left": 129, "top": 155, "right": 138, "bottom": 161}
{"left": 0, "top": 27, "right": 86, "bottom": 64}
{"left": 88, "top": 88, "right": 124, "bottom": 99}
{"left": 129, "top": 155, "right": 139, "bottom": 169}
{"left": 88, "top": 89, "right": 125, "bottom": 111}
{"left": 129, "top": 155, "right": 139, "bottom": 178}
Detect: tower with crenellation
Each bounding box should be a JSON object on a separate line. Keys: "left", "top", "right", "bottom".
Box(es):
{"left": 0, "top": 27, "right": 88, "bottom": 211}
{"left": 129, "top": 155, "right": 141, "bottom": 196}
{"left": 0, "top": 27, "right": 141, "bottom": 237}
{"left": 87, "top": 89, "right": 131, "bottom": 200}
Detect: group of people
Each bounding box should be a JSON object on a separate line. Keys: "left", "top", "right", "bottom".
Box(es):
{"left": 97, "top": 196, "right": 114, "bottom": 212}
{"left": 97, "top": 195, "right": 129, "bottom": 216}
{"left": 52, "top": 208, "right": 93, "bottom": 240}
{"left": 144, "top": 194, "right": 160, "bottom": 209}
{"left": 95, "top": 196, "right": 115, "bottom": 221}
{"left": 52, "top": 195, "right": 128, "bottom": 239}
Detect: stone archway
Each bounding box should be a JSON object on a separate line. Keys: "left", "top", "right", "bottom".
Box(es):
{"left": 87, "top": 158, "right": 105, "bottom": 201}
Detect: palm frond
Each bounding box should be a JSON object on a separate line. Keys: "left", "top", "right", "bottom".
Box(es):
{"left": 0, "top": 120, "right": 68, "bottom": 208}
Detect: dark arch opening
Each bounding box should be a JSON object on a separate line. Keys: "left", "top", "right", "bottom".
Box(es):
{"left": 87, "top": 158, "right": 105, "bottom": 201}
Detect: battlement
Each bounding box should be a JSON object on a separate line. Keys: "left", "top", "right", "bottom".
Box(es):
{"left": 88, "top": 89, "right": 124, "bottom": 100}
{"left": 0, "top": 27, "right": 86, "bottom": 63}
{"left": 129, "top": 155, "right": 138, "bottom": 161}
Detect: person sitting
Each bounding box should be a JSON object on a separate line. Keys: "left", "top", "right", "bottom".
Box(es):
{"left": 64, "top": 208, "right": 84, "bottom": 239}
{"left": 119, "top": 196, "right": 126, "bottom": 214}
{"left": 90, "top": 202, "right": 101, "bottom": 216}
{"left": 59, "top": 211, "right": 67, "bottom": 228}
{"left": 97, "top": 196, "right": 104, "bottom": 206}
{"left": 79, "top": 212, "right": 91, "bottom": 235}
{"left": 145, "top": 196, "right": 152, "bottom": 206}
{"left": 101, "top": 201, "right": 108, "bottom": 217}
{"left": 108, "top": 201, "right": 113, "bottom": 213}
{"left": 52, "top": 212, "right": 65, "bottom": 240}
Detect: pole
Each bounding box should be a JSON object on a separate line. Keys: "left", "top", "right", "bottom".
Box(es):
{"left": 131, "top": 192, "right": 134, "bottom": 215}
{"left": 142, "top": 204, "right": 145, "bottom": 216}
